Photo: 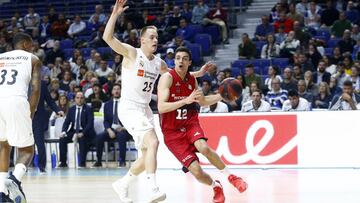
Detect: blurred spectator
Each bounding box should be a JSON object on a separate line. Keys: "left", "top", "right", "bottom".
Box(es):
{"left": 88, "top": 14, "right": 102, "bottom": 33}
{"left": 304, "top": 70, "right": 319, "bottom": 98}
{"left": 281, "top": 67, "right": 298, "bottom": 91}
{"left": 261, "top": 34, "right": 280, "bottom": 59}
{"left": 314, "top": 81, "right": 332, "bottom": 109}
{"left": 89, "top": 5, "right": 106, "bottom": 24}
{"left": 59, "top": 70, "right": 73, "bottom": 92}
{"left": 0, "top": 36, "right": 9, "bottom": 54}
{"left": 320, "top": 0, "right": 340, "bottom": 27}
{"left": 59, "top": 91, "right": 95, "bottom": 168}
{"left": 350, "top": 66, "right": 360, "bottom": 94}
{"left": 304, "top": 1, "right": 321, "bottom": 30}
{"left": 200, "top": 93, "right": 229, "bottom": 113}
{"left": 343, "top": 56, "right": 353, "bottom": 75}
{"left": 242, "top": 81, "right": 261, "bottom": 105}
{"left": 32, "top": 41, "right": 45, "bottom": 62}
{"left": 7, "top": 17, "right": 24, "bottom": 33}
{"left": 273, "top": 12, "right": 294, "bottom": 33}
{"left": 191, "top": 0, "right": 209, "bottom": 24}
{"left": 329, "top": 80, "right": 360, "bottom": 110}
{"left": 165, "top": 48, "right": 175, "bottom": 68}
{"left": 51, "top": 13, "right": 69, "bottom": 40}
{"left": 329, "top": 47, "right": 344, "bottom": 65}
{"left": 39, "top": 15, "right": 51, "bottom": 43}
{"left": 313, "top": 60, "right": 331, "bottom": 85}
{"left": 351, "top": 25, "right": 360, "bottom": 42}
{"left": 176, "top": 18, "right": 193, "bottom": 41}
{"left": 103, "top": 72, "right": 118, "bottom": 94}
{"left": 40, "top": 64, "right": 51, "bottom": 78}
{"left": 265, "top": 78, "right": 288, "bottom": 110}
{"left": 181, "top": 1, "right": 192, "bottom": 22}
{"left": 296, "top": 0, "right": 309, "bottom": 16}
{"left": 112, "top": 54, "right": 123, "bottom": 76}
{"left": 329, "top": 77, "right": 342, "bottom": 97}
{"left": 244, "top": 63, "right": 262, "bottom": 88}
{"left": 70, "top": 55, "right": 84, "bottom": 77}
{"left": 201, "top": 80, "right": 212, "bottom": 96}
{"left": 122, "top": 21, "right": 138, "bottom": 41}
{"left": 45, "top": 40, "right": 64, "bottom": 65}
{"left": 76, "top": 65, "right": 88, "bottom": 85}
{"left": 298, "top": 53, "right": 315, "bottom": 72}
{"left": 24, "top": 7, "right": 40, "bottom": 38}
{"left": 331, "top": 12, "right": 352, "bottom": 38}
{"left": 67, "top": 15, "right": 86, "bottom": 38}
{"left": 87, "top": 82, "right": 109, "bottom": 103}
{"left": 165, "top": 36, "right": 190, "bottom": 49}
{"left": 92, "top": 52, "right": 102, "bottom": 71}
{"left": 86, "top": 50, "right": 98, "bottom": 71}
{"left": 322, "top": 55, "right": 337, "bottom": 75}
{"left": 49, "top": 58, "right": 62, "bottom": 79}
{"left": 275, "top": 25, "right": 287, "bottom": 44}
{"left": 293, "top": 21, "right": 311, "bottom": 47}
{"left": 139, "top": 10, "right": 156, "bottom": 28}
{"left": 93, "top": 83, "right": 132, "bottom": 167}
{"left": 287, "top": 3, "right": 304, "bottom": 24}
{"left": 238, "top": 33, "right": 256, "bottom": 59}
{"left": 297, "top": 79, "right": 314, "bottom": 103}
{"left": 202, "top": 63, "right": 218, "bottom": 90}
{"left": 282, "top": 89, "right": 310, "bottom": 111}
{"left": 269, "top": 3, "right": 283, "bottom": 23}
{"left": 345, "top": 1, "right": 359, "bottom": 24}
{"left": 307, "top": 43, "right": 322, "bottom": 68}
{"left": 254, "top": 15, "right": 274, "bottom": 41}
{"left": 166, "top": 6, "right": 183, "bottom": 34}
{"left": 293, "top": 63, "right": 304, "bottom": 81}
{"left": 241, "top": 89, "right": 271, "bottom": 112}
{"left": 96, "top": 60, "right": 114, "bottom": 80}
{"left": 47, "top": 7, "right": 58, "bottom": 24}
{"left": 264, "top": 65, "right": 282, "bottom": 91}
{"left": 279, "top": 31, "right": 300, "bottom": 58}
{"left": 69, "top": 49, "right": 82, "bottom": 63}
{"left": 125, "top": 29, "right": 139, "bottom": 48}
{"left": 203, "top": 1, "right": 228, "bottom": 43}
{"left": 333, "top": 62, "right": 351, "bottom": 88}
{"left": 338, "top": 29, "right": 356, "bottom": 55}
{"left": 80, "top": 71, "right": 97, "bottom": 92}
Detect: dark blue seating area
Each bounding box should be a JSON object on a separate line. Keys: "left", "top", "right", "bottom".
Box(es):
{"left": 231, "top": 58, "right": 290, "bottom": 77}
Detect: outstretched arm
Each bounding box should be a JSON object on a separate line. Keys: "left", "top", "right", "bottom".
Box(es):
{"left": 196, "top": 81, "right": 223, "bottom": 106}
{"left": 157, "top": 73, "right": 202, "bottom": 114}
{"left": 103, "top": 0, "right": 136, "bottom": 60}
{"left": 29, "top": 55, "right": 42, "bottom": 119}
{"left": 160, "top": 60, "right": 214, "bottom": 78}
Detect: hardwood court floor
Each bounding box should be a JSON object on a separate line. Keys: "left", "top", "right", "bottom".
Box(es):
{"left": 21, "top": 168, "right": 360, "bottom": 203}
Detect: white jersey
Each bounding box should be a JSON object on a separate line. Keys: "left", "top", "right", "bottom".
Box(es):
{"left": 282, "top": 97, "right": 310, "bottom": 111}
{"left": 0, "top": 50, "right": 32, "bottom": 98}
{"left": 241, "top": 100, "right": 271, "bottom": 112}
{"left": 121, "top": 48, "right": 162, "bottom": 104}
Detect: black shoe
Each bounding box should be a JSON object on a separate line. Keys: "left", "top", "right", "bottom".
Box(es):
{"left": 118, "top": 162, "right": 126, "bottom": 168}
{"left": 8, "top": 163, "right": 14, "bottom": 168}
{"left": 57, "top": 162, "right": 68, "bottom": 168}
{"left": 0, "top": 192, "right": 14, "bottom": 203}
{"left": 92, "top": 162, "right": 102, "bottom": 168}
{"left": 4, "top": 173, "right": 25, "bottom": 203}
{"left": 39, "top": 168, "right": 46, "bottom": 174}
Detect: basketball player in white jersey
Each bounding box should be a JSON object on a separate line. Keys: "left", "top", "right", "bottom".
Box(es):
{"left": 103, "top": 1, "right": 210, "bottom": 202}
{"left": 0, "top": 33, "right": 41, "bottom": 203}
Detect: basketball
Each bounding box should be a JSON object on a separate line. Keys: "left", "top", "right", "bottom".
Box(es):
{"left": 218, "top": 78, "right": 243, "bottom": 101}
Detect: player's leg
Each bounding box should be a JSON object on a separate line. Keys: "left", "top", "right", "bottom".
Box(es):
{"left": 142, "top": 130, "right": 166, "bottom": 202}
{"left": 187, "top": 160, "right": 225, "bottom": 203}
{"left": 112, "top": 148, "right": 146, "bottom": 203}
{"left": 0, "top": 141, "right": 13, "bottom": 202}
{"left": 194, "top": 139, "right": 247, "bottom": 193}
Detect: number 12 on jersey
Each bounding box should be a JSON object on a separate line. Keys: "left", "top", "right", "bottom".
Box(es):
{"left": 176, "top": 109, "right": 187, "bottom": 120}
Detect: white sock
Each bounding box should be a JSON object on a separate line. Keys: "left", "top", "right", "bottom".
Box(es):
{"left": 220, "top": 167, "right": 231, "bottom": 178}
{"left": 0, "top": 172, "right": 8, "bottom": 194}
{"left": 13, "top": 163, "right": 27, "bottom": 182}
{"left": 211, "top": 180, "right": 221, "bottom": 188}
{"left": 146, "top": 173, "right": 158, "bottom": 191}
{"left": 121, "top": 171, "right": 137, "bottom": 186}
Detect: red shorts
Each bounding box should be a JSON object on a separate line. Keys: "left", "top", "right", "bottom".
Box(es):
{"left": 163, "top": 123, "right": 207, "bottom": 168}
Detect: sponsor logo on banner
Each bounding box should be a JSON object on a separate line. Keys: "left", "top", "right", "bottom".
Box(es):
{"left": 199, "top": 115, "right": 298, "bottom": 165}
{"left": 137, "top": 69, "right": 144, "bottom": 77}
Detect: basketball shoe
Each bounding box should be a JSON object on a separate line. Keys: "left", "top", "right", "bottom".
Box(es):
{"left": 4, "top": 173, "right": 26, "bottom": 203}
{"left": 0, "top": 192, "right": 13, "bottom": 203}
{"left": 228, "top": 174, "right": 248, "bottom": 193}
{"left": 112, "top": 179, "right": 133, "bottom": 203}
{"left": 213, "top": 180, "right": 225, "bottom": 203}
{"left": 148, "top": 187, "right": 166, "bottom": 203}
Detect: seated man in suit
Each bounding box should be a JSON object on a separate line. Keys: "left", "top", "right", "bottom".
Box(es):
{"left": 93, "top": 83, "right": 132, "bottom": 167}
{"left": 59, "top": 91, "right": 95, "bottom": 167}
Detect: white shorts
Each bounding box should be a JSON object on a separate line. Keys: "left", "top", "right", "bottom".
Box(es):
{"left": 118, "top": 99, "right": 154, "bottom": 149}
{"left": 0, "top": 96, "right": 34, "bottom": 147}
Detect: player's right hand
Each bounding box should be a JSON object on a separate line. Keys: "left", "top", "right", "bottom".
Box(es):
{"left": 113, "top": 0, "right": 129, "bottom": 15}
{"left": 185, "top": 90, "right": 202, "bottom": 104}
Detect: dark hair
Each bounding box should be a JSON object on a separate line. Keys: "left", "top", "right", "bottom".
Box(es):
{"left": 271, "top": 65, "right": 280, "bottom": 75}
{"left": 113, "top": 83, "right": 121, "bottom": 89}
{"left": 13, "top": 32, "right": 32, "bottom": 47}
{"left": 175, "top": 46, "right": 192, "bottom": 60}
{"left": 343, "top": 80, "right": 353, "bottom": 87}
{"left": 245, "top": 63, "right": 254, "bottom": 68}
{"left": 288, "top": 89, "right": 299, "bottom": 97}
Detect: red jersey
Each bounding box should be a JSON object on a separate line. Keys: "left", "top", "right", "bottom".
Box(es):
{"left": 160, "top": 69, "right": 199, "bottom": 130}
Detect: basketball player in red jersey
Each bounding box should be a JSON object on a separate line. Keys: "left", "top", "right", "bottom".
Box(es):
{"left": 157, "top": 47, "right": 247, "bottom": 203}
